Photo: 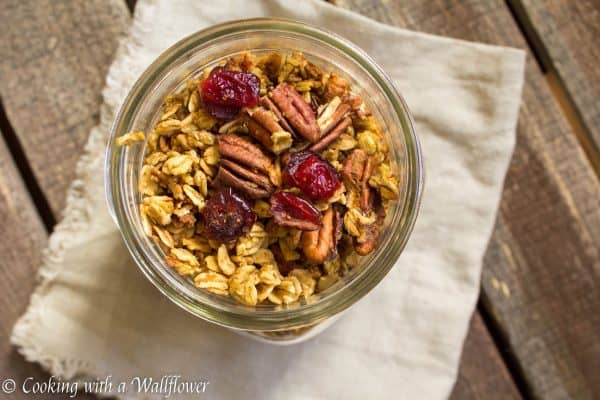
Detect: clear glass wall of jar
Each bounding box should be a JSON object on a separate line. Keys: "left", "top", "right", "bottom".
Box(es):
{"left": 105, "top": 19, "right": 423, "bottom": 344}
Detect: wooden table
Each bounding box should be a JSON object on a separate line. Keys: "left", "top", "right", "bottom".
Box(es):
{"left": 0, "top": 1, "right": 598, "bottom": 399}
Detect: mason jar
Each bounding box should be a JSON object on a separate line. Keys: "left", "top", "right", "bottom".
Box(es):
{"left": 105, "top": 18, "right": 423, "bottom": 344}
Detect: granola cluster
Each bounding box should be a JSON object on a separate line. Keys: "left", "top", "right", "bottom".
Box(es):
{"left": 119, "top": 52, "right": 400, "bottom": 307}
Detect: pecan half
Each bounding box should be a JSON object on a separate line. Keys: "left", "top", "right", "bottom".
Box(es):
{"left": 241, "top": 107, "right": 292, "bottom": 154}
{"left": 216, "top": 167, "right": 272, "bottom": 199}
{"left": 221, "top": 159, "right": 273, "bottom": 191}
{"left": 309, "top": 116, "right": 352, "bottom": 153}
{"left": 217, "top": 134, "right": 274, "bottom": 199}
{"left": 270, "top": 83, "right": 320, "bottom": 142}
{"left": 218, "top": 134, "right": 272, "bottom": 174}
{"left": 301, "top": 207, "right": 335, "bottom": 263}
{"left": 360, "top": 155, "right": 377, "bottom": 212}
{"left": 317, "top": 97, "right": 352, "bottom": 137}
{"left": 261, "top": 96, "right": 295, "bottom": 136}
{"left": 240, "top": 112, "right": 274, "bottom": 150}
{"left": 328, "top": 205, "right": 344, "bottom": 259}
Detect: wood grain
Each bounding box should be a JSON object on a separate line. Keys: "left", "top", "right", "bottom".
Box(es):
{"left": 334, "top": 1, "right": 600, "bottom": 399}
{"left": 0, "top": 131, "right": 50, "bottom": 399}
{"left": 0, "top": 1, "right": 129, "bottom": 398}
{"left": 450, "top": 313, "right": 522, "bottom": 400}
{"left": 511, "top": 0, "right": 600, "bottom": 157}
{"left": 0, "top": 0, "right": 130, "bottom": 215}
{"left": 0, "top": 137, "right": 98, "bottom": 400}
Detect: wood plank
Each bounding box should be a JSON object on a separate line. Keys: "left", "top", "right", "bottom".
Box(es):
{"left": 0, "top": 1, "right": 131, "bottom": 398}
{"left": 0, "top": 0, "right": 130, "bottom": 215}
{"left": 510, "top": 0, "right": 600, "bottom": 157}
{"left": 0, "top": 131, "right": 50, "bottom": 399}
{"left": 333, "top": 1, "right": 600, "bottom": 399}
{"left": 450, "top": 313, "right": 522, "bottom": 400}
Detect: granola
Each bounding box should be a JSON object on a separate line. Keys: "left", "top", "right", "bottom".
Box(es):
{"left": 118, "top": 51, "right": 400, "bottom": 307}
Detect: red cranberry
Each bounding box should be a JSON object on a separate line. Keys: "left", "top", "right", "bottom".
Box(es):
{"left": 201, "top": 187, "right": 256, "bottom": 242}
{"left": 270, "top": 191, "right": 322, "bottom": 231}
{"left": 284, "top": 151, "right": 341, "bottom": 200}
{"left": 200, "top": 67, "right": 260, "bottom": 119}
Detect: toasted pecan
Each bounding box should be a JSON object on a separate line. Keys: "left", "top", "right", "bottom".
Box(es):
{"left": 309, "top": 116, "right": 352, "bottom": 153}
{"left": 317, "top": 99, "right": 352, "bottom": 137}
{"left": 218, "top": 133, "right": 273, "bottom": 174}
{"left": 270, "top": 83, "right": 320, "bottom": 142}
{"left": 301, "top": 207, "right": 335, "bottom": 263}
{"left": 220, "top": 159, "right": 274, "bottom": 192}
{"left": 240, "top": 113, "right": 273, "bottom": 150}
{"left": 360, "top": 155, "right": 377, "bottom": 212}
{"left": 261, "top": 95, "right": 295, "bottom": 136}
{"left": 217, "top": 134, "right": 275, "bottom": 199}
{"left": 216, "top": 167, "right": 272, "bottom": 199}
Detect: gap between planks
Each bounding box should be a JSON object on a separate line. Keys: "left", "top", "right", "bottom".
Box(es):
{"left": 476, "top": 298, "right": 531, "bottom": 399}
{"left": 505, "top": 0, "right": 600, "bottom": 178}
{"left": 125, "top": 0, "right": 137, "bottom": 14}
{"left": 0, "top": 98, "right": 56, "bottom": 231}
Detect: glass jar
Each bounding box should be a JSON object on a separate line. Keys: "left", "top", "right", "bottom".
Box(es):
{"left": 105, "top": 18, "right": 423, "bottom": 344}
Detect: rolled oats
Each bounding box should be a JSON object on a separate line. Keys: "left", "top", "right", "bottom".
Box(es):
{"left": 252, "top": 248, "right": 275, "bottom": 265}
{"left": 182, "top": 236, "right": 212, "bottom": 253}
{"left": 258, "top": 263, "right": 283, "bottom": 286}
{"left": 182, "top": 184, "right": 206, "bottom": 209}
{"left": 257, "top": 284, "right": 276, "bottom": 302}
{"left": 229, "top": 265, "right": 260, "bottom": 305}
{"left": 217, "top": 244, "right": 237, "bottom": 276}
{"left": 204, "top": 255, "right": 220, "bottom": 272}
{"left": 269, "top": 275, "right": 302, "bottom": 305}
{"left": 141, "top": 196, "right": 174, "bottom": 226}
{"left": 162, "top": 153, "right": 195, "bottom": 176}
{"left": 116, "top": 131, "right": 145, "bottom": 146}
{"left": 270, "top": 131, "right": 293, "bottom": 154}
{"left": 139, "top": 165, "right": 160, "bottom": 196}
{"left": 356, "top": 130, "right": 379, "bottom": 155}
{"left": 153, "top": 225, "right": 175, "bottom": 248}
{"left": 194, "top": 271, "right": 229, "bottom": 296}
{"left": 133, "top": 51, "right": 400, "bottom": 307}
{"left": 166, "top": 248, "right": 201, "bottom": 276}
{"left": 289, "top": 268, "right": 316, "bottom": 299}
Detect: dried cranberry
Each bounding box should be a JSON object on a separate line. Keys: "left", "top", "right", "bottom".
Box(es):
{"left": 269, "top": 191, "right": 322, "bottom": 231}
{"left": 201, "top": 187, "right": 256, "bottom": 242}
{"left": 203, "top": 102, "right": 240, "bottom": 120}
{"left": 284, "top": 151, "right": 341, "bottom": 200}
{"left": 200, "top": 67, "right": 260, "bottom": 119}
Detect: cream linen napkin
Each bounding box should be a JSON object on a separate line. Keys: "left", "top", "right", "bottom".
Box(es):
{"left": 12, "top": 0, "right": 525, "bottom": 399}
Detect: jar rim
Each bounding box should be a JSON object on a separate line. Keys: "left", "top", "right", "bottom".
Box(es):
{"left": 106, "top": 18, "right": 424, "bottom": 331}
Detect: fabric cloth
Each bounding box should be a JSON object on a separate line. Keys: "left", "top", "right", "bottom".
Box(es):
{"left": 12, "top": 0, "right": 525, "bottom": 399}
